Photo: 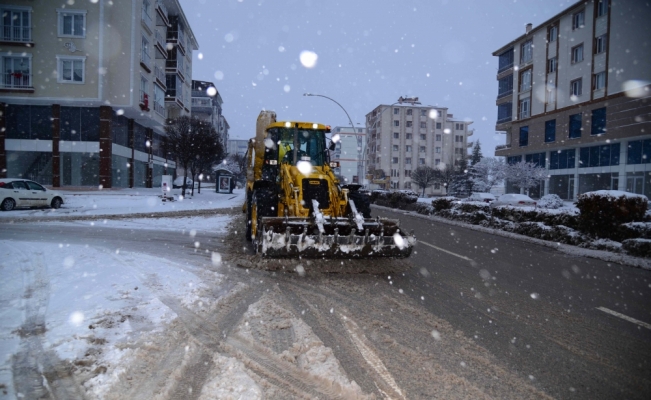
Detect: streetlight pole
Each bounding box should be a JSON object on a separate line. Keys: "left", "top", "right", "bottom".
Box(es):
{"left": 303, "top": 93, "right": 356, "bottom": 134}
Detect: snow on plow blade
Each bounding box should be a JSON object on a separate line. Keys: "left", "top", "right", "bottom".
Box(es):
{"left": 255, "top": 217, "right": 416, "bottom": 258}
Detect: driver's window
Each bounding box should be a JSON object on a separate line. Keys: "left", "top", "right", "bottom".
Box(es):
{"left": 26, "top": 181, "right": 45, "bottom": 191}
{"left": 13, "top": 181, "right": 28, "bottom": 190}
{"left": 279, "top": 129, "right": 295, "bottom": 164}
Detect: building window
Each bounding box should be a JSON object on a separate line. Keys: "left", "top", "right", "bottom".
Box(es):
{"left": 420, "top": 109, "right": 427, "bottom": 116}
{"left": 435, "top": 147, "right": 441, "bottom": 154}
{"left": 392, "top": 157, "right": 398, "bottom": 164}
{"left": 57, "top": 56, "right": 85, "bottom": 83}
{"left": 141, "top": 36, "right": 151, "bottom": 68}
{"left": 455, "top": 135, "right": 463, "bottom": 143}
{"left": 580, "top": 143, "right": 620, "bottom": 167}
{"left": 627, "top": 139, "right": 651, "bottom": 164}
{"left": 420, "top": 122, "right": 426, "bottom": 129}
{"left": 406, "top": 109, "right": 412, "bottom": 116}
{"left": 546, "top": 87, "right": 556, "bottom": 105}
{"left": 394, "top": 120, "right": 399, "bottom": 127}
{"left": 569, "top": 113, "right": 582, "bottom": 138}
{"left": 406, "top": 133, "right": 412, "bottom": 139}
{"left": 591, "top": 107, "right": 607, "bottom": 135}
{"left": 1, "top": 54, "right": 31, "bottom": 88}
{"left": 419, "top": 146, "right": 426, "bottom": 153}
{"left": 436, "top": 122, "right": 442, "bottom": 129}
{"left": 435, "top": 159, "right": 441, "bottom": 165}
{"left": 507, "top": 155, "right": 522, "bottom": 165}
{"left": 593, "top": 71, "right": 606, "bottom": 90}
{"left": 519, "top": 69, "right": 532, "bottom": 92}
{"left": 520, "top": 40, "right": 532, "bottom": 64}
{"left": 570, "top": 78, "right": 582, "bottom": 97}
{"left": 392, "top": 145, "right": 399, "bottom": 151}
{"left": 497, "top": 102, "right": 513, "bottom": 123}
{"left": 519, "top": 126, "right": 529, "bottom": 147}
{"left": 419, "top": 158, "right": 425, "bottom": 165}
{"left": 393, "top": 132, "right": 399, "bottom": 139}
{"left": 406, "top": 145, "right": 412, "bottom": 152}
{"left": 549, "top": 25, "right": 558, "bottom": 42}
{"left": 545, "top": 119, "right": 556, "bottom": 142}
{"left": 57, "top": 9, "right": 86, "bottom": 38}
{"left": 406, "top": 121, "right": 413, "bottom": 127}
{"left": 456, "top": 123, "right": 464, "bottom": 130}
{"left": 405, "top": 158, "right": 411, "bottom": 164}
{"left": 519, "top": 98, "right": 530, "bottom": 119}
{"left": 154, "top": 84, "right": 165, "bottom": 116}
{"left": 597, "top": 0, "right": 608, "bottom": 17}
{"left": 525, "top": 152, "right": 546, "bottom": 168}
{"left": 498, "top": 74, "right": 513, "bottom": 98}
{"left": 405, "top": 170, "right": 411, "bottom": 177}
{"left": 550, "top": 149, "right": 576, "bottom": 170}
{"left": 498, "top": 48, "right": 514, "bottom": 72}
{"left": 393, "top": 108, "right": 399, "bottom": 114}
{"left": 596, "top": 35, "right": 607, "bottom": 54}
{"left": 420, "top": 134, "right": 426, "bottom": 140}
{"left": 572, "top": 44, "right": 584, "bottom": 63}
{"left": 572, "top": 10, "right": 585, "bottom": 29}
{"left": 435, "top": 134, "right": 442, "bottom": 141}
{"left": 547, "top": 57, "right": 557, "bottom": 73}
{"left": 1, "top": 6, "right": 31, "bottom": 42}
{"left": 140, "top": 76, "right": 148, "bottom": 103}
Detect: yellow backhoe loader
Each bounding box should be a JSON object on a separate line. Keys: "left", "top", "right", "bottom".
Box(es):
{"left": 243, "top": 110, "right": 415, "bottom": 258}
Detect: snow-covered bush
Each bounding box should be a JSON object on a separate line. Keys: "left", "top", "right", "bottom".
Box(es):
{"left": 458, "top": 202, "right": 490, "bottom": 213}
{"left": 404, "top": 202, "right": 434, "bottom": 215}
{"left": 579, "top": 238, "right": 623, "bottom": 253}
{"left": 577, "top": 190, "right": 648, "bottom": 240}
{"left": 622, "top": 238, "right": 651, "bottom": 258}
{"left": 620, "top": 222, "right": 651, "bottom": 239}
{"left": 371, "top": 190, "right": 417, "bottom": 208}
{"left": 431, "top": 197, "right": 455, "bottom": 211}
{"left": 537, "top": 194, "right": 564, "bottom": 209}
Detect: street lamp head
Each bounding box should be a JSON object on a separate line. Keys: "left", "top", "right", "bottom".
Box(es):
{"left": 303, "top": 93, "right": 312, "bottom": 96}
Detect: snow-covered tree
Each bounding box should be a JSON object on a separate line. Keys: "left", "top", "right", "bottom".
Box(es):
{"left": 470, "top": 140, "right": 483, "bottom": 166}
{"left": 505, "top": 161, "right": 548, "bottom": 194}
{"left": 469, "top": 157, "right": 507, "bottom": 192}
{"left": 411, "top": 166, "right": 438, "bottom": 196}
{"left": 448, "top": 155, "right": 472, "bottom": 197}
{"left": 433, "top": 165, "right": 456, "bottom": 194}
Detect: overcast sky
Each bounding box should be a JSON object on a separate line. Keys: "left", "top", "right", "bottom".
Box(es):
{"left": 179, "top": 0, "right": 579, "bottom": 156}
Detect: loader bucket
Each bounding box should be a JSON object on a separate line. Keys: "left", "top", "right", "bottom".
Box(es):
{"left": 254, "top": 216, "right": 416, "bottom": 258}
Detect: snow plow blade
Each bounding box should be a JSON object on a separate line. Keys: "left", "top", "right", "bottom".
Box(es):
{"left": 254, "top": 216, "right": 416, "bottom": 258}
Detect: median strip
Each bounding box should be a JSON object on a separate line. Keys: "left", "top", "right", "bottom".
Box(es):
{"left": 596, "top": 307, "right": 651, "bottom": 330}
{"left": 418, "top": 240, "right": 473, "bottom": 262}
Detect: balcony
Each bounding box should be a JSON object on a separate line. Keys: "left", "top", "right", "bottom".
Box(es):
{"left": 154, "top": 100, "right": 166, "bottom": 118}
{"left": 140, "top": 50, "right": 151, "bottom": 73}
{"left": 154, "top": 29, "right": 167, "bottom": 58}
{"left": 495, "top": 144, "right": 512, "bottom": 153}
{"left": 497, "top": 89, "right": 513, "bottom": 100}
{"left": 154, "top": 65, "right": 166, "bottom": 89}
{"left": 141, "top": 9, "right": 153, "bottom": 34}
{"left": 167, "top": 27, "right": 186, "bottom": 55}
{"left": 165, "top": 56, "right": 184, "bottom": 82}
{"left": 155, "top": 0, "right": 169, "bottom": 26}
{"left": 496, "top": 116, "right": 512, "bottom": 124}
{"left": 2, "top": 25, "right": 32, "bottom": 44}
{"left": 1, "top": 72, "right": 32, "bottom": 90}
{"left": 165, "top": 76, "right": 184, "bottom": 108}
{"left": 191, "top": 97, "right": 213, "bottom": 112}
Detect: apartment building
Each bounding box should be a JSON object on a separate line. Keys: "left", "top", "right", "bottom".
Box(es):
{"left": 226, "top": 139, "right": 248, "bottom": 158}
{"left": 493, "top": 0, "right": 651, "bottom": 199}
{"left": 331, "top": 126, "right": 366, "bottom": 185}
{"left": 191, "top": 80, "right": 227, "bottom": 150}
{"left": 365, "top": 104, "right": 473, "bottom": 195}
{"left": 0, "top": 0, "right": 198, "bottom": 188}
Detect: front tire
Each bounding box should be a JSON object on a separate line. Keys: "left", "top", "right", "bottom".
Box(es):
{"left": 51, "top": 197, "right": 62, "bottom": 209}
{"left": 1, "top": 198, "right": 16, "bottom": 211}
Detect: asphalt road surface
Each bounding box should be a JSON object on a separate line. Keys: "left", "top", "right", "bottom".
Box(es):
{"left": 2, "top": 208, "right": 650, "bottom": 399}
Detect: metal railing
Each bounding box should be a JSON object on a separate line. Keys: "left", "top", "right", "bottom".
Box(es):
{"left": 155, "top": 29, "right": 165, "bottom": 51}
{"left": 140, "top": 49, "right": 151, "bottom": 69}
{"left": 497, "top": 62, "right": 513, "bottom": 74}
{"left": 154, "top": 65, "right": 166, "bottom": 86}
{"left": 496, "top": 116, "right": 512, "bottom": 124}
{"left": 191, "top": 97, "right": 212, "bottom": 107}
{"left": 497, "top": 89, "right": 512, "bottom": 100}
{"left": 154, "top": 101, "right": 166, "bottom": 117}
{"left": 495, "top": 144, "right": 512, "bottom": 151}
{"left": 2, "top": 26, "right": 31, "bottom": 42}
{"left": 155, "top": 0, "right": 168, "bottom": 23}
{"left": 2, "top": 72, "right": 31, "bottom": 88}
{"left": 141, "top": 10, "right": 153, "bottom": 31}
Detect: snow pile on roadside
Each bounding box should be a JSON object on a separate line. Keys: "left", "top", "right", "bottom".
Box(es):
{"left": 199, "top": 354, "right": 263, "bottom": 399}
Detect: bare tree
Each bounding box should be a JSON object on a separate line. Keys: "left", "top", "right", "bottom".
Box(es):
{"left": 506, "top": 161, "right": 548, "bottom": 195}
{"left": 411, "top": 166, "right": 438, "bottom": 196}
{"left": 190, "top": 121, "right": 224, "bottom": 194}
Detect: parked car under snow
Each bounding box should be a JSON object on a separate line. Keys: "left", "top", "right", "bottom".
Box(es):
{"left": 467, "top": 192, "right": 497, "bottom": 203}
{"left": 490, "top": 193, "right": 537, "bottom": 208}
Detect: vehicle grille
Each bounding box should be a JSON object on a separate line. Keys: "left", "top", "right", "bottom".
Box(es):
{"left": 302, "top": 179, "right": 330, "bottom": 209}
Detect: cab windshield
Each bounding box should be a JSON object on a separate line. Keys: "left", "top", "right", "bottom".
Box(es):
{"left": 274, "top": 128, "right": 327, "bottom": 167}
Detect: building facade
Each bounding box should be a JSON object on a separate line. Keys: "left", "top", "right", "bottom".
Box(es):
{"left": 331, "top": 126, "right": 366, "bottom": 185}
{"left": 493, "top": 0, "right": 651, "bottom": 199}
{"left": 191, "top": 80, "right": 226, "bottom": 149}
{"left": 365, "top": 104, "right": 473, "bottom": 195}
{"left": 226, "top": 139, "right": 248, "bottom": 158}
{"left": 0, "top": 0, "right": 198, "bottom": 188}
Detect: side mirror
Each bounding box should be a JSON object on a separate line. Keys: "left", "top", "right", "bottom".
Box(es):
{"left": 329, "top": 141, "right": 336, "bottom": 151}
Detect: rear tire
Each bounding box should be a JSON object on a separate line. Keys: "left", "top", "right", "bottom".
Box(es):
{"left": 51, "top": 197, "right": 62, "bottom": 209}
{"left": 348, "top": 191, "right": 372, "bottom": 218}
{"left": 251, "top": 187, "right": 276, "bottom": 253}
{"left": 1, "top": 198, "right": 16, "bottom": 211}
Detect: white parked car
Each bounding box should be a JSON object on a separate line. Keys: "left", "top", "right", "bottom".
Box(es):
{"left": 467, "top": 192, "right": 497, "bottom": 203}
{"left": 0, "top": 178, "right": 65, "bottom": 211}
{"left": 490, "top": 193, "right": 537, "bottom": 208}
{"left": 173, "top": 177, "right": 198, "bottom": 189}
